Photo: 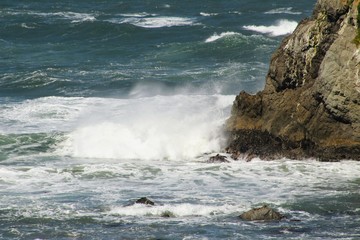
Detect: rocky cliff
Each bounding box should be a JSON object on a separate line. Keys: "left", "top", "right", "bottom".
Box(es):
{"left": 226, "top": 0, "right": 360, "bottom": 161}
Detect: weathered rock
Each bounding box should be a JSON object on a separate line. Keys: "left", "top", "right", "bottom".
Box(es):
{"left": 135, "top": 197, "right": 155, "bottom": 206}
{"left": 240, "top": 205, "right": 284, "bottom": 221}
{"left": 207, "top": 154, "right": 229, "bottom": 163}
{"left": 226, "top": 0, "right": 360, "bottom": 161}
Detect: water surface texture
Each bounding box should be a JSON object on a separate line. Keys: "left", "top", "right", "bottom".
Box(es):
{"left": 2, "top": 1, "right": 360, "bottom": 239}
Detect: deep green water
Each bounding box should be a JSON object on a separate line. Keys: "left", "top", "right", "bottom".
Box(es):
{"left": 1, "top": 1, "right": 360, "bottom": 239}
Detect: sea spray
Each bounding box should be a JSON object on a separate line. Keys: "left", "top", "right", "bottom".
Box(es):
{"left": 58, "top": 94, "right": 235, "bottom": 160}
{"left": 3, "top": 1, "right": 350, "bottom": 239}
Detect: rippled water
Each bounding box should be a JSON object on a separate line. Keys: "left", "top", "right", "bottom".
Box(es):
{"left": 2, "top": 1, "right": 360, "bottom": 239}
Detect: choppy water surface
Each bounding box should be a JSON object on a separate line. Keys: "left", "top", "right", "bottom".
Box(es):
{"left": 2, "top": 0, "right": 360, "bottom": 239}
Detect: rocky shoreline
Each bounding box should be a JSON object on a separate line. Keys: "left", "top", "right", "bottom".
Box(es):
{"left": 134, "top": 197, "right": 286, "bottom": 221}
{"left": 226, "top": 0, "right": 360, "bottom": 161}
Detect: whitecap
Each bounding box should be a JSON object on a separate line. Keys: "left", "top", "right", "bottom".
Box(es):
{"left": 265, "top": 7, "right": 302, "bottom": 15}
{"left": 200, "top": 12, "right": 219, "bottom": 17}
{"left": 243, "top": 19, "right": 298, "bottom": 36}
{"left": 205, "top": 32, "right": 240, "bottom": 43}
{"left": 111, "top": 16, "right": 197, "bottom": 28}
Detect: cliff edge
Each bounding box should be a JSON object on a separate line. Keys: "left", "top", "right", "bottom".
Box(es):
{"left": 226, "top": 0, "right": 360, "bottom": 161}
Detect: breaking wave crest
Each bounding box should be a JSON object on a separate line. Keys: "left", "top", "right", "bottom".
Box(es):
{"left": 205, "top": 32, "right": 240, "bottom": 43}
{"left": 58, "top": 94, "right": 234, "bottom": 161}
{"left": 243, "top": 19, "right": 298, "bottom": 36}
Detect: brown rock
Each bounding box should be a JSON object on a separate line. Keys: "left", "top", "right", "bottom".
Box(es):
{"left": 240, "top": 205, "right": 284, "bottom": 221}
{"left": 226, "top": 0, "right": 360, "bottom": 161}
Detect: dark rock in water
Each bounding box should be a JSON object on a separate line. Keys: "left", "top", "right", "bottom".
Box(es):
{"left": 161, "top": 210, "right": 175, "bottom": 218}
{"left": 207, "top": 154, "right": 229, "bottom": 163}
{"left": 135, "top": 197, "right": 155, "bottom": 206}
{"left": 240, "top": 205, "right": 284, "bottom": 221}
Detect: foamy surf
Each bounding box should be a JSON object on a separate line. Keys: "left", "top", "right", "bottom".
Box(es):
{"left": 243, "top": 19, "right": 298, "bottom": 36}
{"left": 0, "top": 96, "right": 87, "bottom": 134}
{"left": 57, "top": 94, "right": 235, "bottom": 161}
{"left": 109, "top": 203, "right": 240, "bottom": 217}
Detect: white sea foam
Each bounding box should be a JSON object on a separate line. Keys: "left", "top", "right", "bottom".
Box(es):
{"left": 0, "top": 166, "right": 73, "bottom": 189}
{"left": 243, "top": 19, "right": 298, "bottom": 36}
{"left": 200, "top": 12, "right": 219, "bottom": 17}
{"left": 0, "top": 93, "right": 234, "bottom": 160}
{"left": 57, "top": 94, "right": 234, "bottom": 161}
{"left": 2, "top": 156, "right": 360, "bottom": 228}
{"left": 0, "top": 97, "right": 89, "bottom": 134}
{"left": 265, "top": 7, "right": 302, "bottom": 15}
{"left": 205, "top": 32, "right": 240, "bottom": 43}
{"left": 31, "top": 11, "right": 96, "bottom": 23}
{"left": 111, "top": 16, "right": 197, "bottom": 28}
{"left": 110, "top": 203, "right": 239, "bottom": 217}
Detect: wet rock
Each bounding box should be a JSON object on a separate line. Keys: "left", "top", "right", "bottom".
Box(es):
{"left": 226, "top": 0, "right": 360, "bottom": 161}
{"left": 161, "top": 210, "right": 175, "bottom": 218}
{"left": 135, "top": 197, "right": 155, "bottom": 206}
{"left": 239, "top": 205, "right": 284, "bottom": 221}
{"left": 207, "top": 154, "right": 229, "bottom": 163}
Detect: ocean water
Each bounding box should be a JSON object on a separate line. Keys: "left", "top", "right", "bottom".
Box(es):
{"left": 1, "top": 0, "right": 360, "bottom": 239}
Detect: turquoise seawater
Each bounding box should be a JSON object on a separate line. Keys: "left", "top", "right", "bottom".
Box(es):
{"left": 1, "top": 1, "right": 360, "bottom": 239}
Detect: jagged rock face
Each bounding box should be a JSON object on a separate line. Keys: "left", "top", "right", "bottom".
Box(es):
{"left": 227, "top": 0, "right": 360, "bottom": 161}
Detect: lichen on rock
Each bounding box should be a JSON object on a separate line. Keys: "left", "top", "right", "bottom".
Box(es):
{"left": 226, "top": 0, "right": 360, "bottom": 161}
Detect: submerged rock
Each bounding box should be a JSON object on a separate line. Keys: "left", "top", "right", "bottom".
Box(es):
{"left": 135, "top": 197, "right": 155, "bottom": 206}
{"left": 226, "top": 0, "right": 360, "bottom": 161}
{"left": 240, "top": 205, "right": 284, "bottom": 221}
{"left": 161, "top": 210, "right": 175, "bottom": 218}
{"left": 207, "top": 154, "right": 229, "bottom": 163}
